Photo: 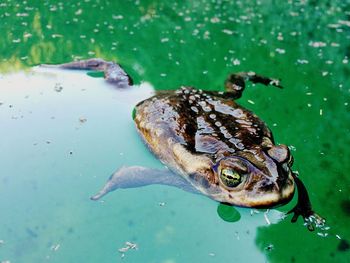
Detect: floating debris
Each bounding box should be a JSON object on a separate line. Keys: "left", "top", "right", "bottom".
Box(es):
{"left": 79, "top": 117, "right": 87, "bottom": 123}
{"left": 222, "top": 29, "right": 234, "bottom": 35}
{"left": 125, "top": 242, "right": 137, "bottom": 249}
{"left": 338, "top": 20, "right": 350, "bottom": 27}
{"left": 118, "top": 241, "right": 138, "bottom": 258}
{"left": 50, "top": 244, "right": 60, "bottom": 251}
{"left": 52, "top": 34, "right": 63, "bottom": 38}
{"left": 159, "top": 202, "right": 166, "bottom": 207}
{"left": 250, "top": 209, "right": 260, "bottom": 216}
{"left": 265, "top": 244, "right": 274, "bottom": 251}
{"left": 118, "top": 247, "right": 129, "bottom": 253}
{"left": 210, "top": 17, "right": 220, "bottom": 23}
{"left": 232, "top": 232, "right": 239, "bottom": 242}
{"left": 112, "top": 15, "right": 123, "bottom": 20}
{"left": 331, "top": 42, "right": 340, "bottom": 47}
{"left": 328, "top": 23, "right": 341, "bottom": 28}
{"left": 54, "top": 83, "right": 63, "bottom": 92}
{"left": 16, "top": 12, "right": 29, "bottom": 17}
{"left": 208, "top": 252, "right": 216, "bottom": 257}
{"left": 309, "top": 41, "right": 327, "bottom": 48}
{"left": 317, "top": 232, "right": 328, "bottom": 238}
{"left": 277, "top": 33, "right": 284, "bottom": 41}
{"left": 75, "top": 9, "right": 82, "bottom": 15}
{"left": 275, "top": 48, "right": 285, "bottom": 54}
{"left": 264, "top": 210, "right": 271, "bottom": 225}
{"left": 297, "top": 59, "right": 309, "bottom": 64}
{"left": 232, "top": 59, "right": 240, "bottom": 65}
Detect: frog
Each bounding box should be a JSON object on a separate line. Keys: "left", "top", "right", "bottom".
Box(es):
{"left": 46, "top": 58, "right": 324, "bottom": 230}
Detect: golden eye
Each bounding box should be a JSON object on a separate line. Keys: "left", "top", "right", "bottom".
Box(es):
{"left": 219, "top": 168, "right": 241, "bottom": 188}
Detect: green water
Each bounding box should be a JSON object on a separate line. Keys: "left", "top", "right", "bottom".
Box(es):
{"left": 0, "top": 0, "right": 349, "bottom": 262}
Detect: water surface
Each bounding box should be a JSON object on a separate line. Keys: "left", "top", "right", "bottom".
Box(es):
{"left": 0, "top": 1, "right": 349, "bottom": 262}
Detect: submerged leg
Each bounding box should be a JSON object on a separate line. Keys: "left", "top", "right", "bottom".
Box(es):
{"left": 90, "top": 166, "right": 199, "bottom": 201}
{"left": 222, "top": 72, "right": 283, "bottom": 99}
{"left": 42, "top": 58, "right": 133, "bottom": 88}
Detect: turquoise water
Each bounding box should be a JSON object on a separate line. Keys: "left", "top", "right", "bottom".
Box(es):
{"left": 0, "top": 0, "right": 350, "bottom": 262}
{"left": 0, "top": 69, "right": 285, "bottom": 262}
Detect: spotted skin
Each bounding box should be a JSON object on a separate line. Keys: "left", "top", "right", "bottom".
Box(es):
{"left": 134, "top": 86, "right": 295, "bottom": 208}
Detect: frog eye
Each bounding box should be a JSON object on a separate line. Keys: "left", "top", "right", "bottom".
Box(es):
{"left": 219, "top": 168, "right": 242, "bottom": 188}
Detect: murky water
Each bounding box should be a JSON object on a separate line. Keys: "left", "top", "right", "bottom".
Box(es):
{"left": 0, "top": 1, "right": 349, "bottom": 262}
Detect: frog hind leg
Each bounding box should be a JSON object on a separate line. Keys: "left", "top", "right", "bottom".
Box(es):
{"left": 90, "top": 166, "right": 199, "bottom": 201}
{"left": 223, "top": 72, "right": 283, "bottom": 99}
{"left": 42, "top": 58, "right": 133, "bottom": 88}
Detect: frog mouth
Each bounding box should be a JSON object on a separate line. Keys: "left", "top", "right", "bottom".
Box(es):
{"left": 214, "top": 173, "right": 295, "bottom": 208}
{"left": 241, "top": 174, "right": 295, "bottom": 208}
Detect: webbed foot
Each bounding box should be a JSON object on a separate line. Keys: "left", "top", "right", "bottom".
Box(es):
{"left": 287, "top": 174, "right": 325, "bottom": 231}
{"left": 42, "top": 58, "right": 133, "bottom": 88}
{"left": 223, "top": 72, "right": 283, "bottom": 99}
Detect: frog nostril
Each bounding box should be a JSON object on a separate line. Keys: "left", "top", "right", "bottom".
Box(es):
{"left": 267, "top": 144, "right": 290, "bottom": 163}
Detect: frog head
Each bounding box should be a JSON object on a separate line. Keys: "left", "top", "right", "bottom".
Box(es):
{"left": 210, "top": 143, "right": 295, "bottom": 208}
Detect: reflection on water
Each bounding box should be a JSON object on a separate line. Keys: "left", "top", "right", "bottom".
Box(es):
{"left": 1, "top": 1, "right": 349, "bottom": 89}
{"left": 0, "top": 0, "right": 349, "bottom": 262}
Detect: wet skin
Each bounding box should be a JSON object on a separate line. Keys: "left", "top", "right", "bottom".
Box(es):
{"left": 48, "top": 58, "right": 324, "bottom": 230}
{"left": 134, "top": 85, "right": 295, "bottom": 208}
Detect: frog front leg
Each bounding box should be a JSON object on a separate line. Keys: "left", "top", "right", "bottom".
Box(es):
{"left": 221, "top": 72, "right": 283, "bottom": 99}
{"left": 287, "top": 173, "right": 325, "bottom": 231}
{"left": 90, "top": 166, "right": 199, "bottom": 201}
{"left": 42, "top": 58, "right": 133, "bottom": 88}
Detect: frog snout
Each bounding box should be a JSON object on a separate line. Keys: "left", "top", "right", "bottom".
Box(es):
{"left": 267, "top": 144, "right": 290, "bottom": 164}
